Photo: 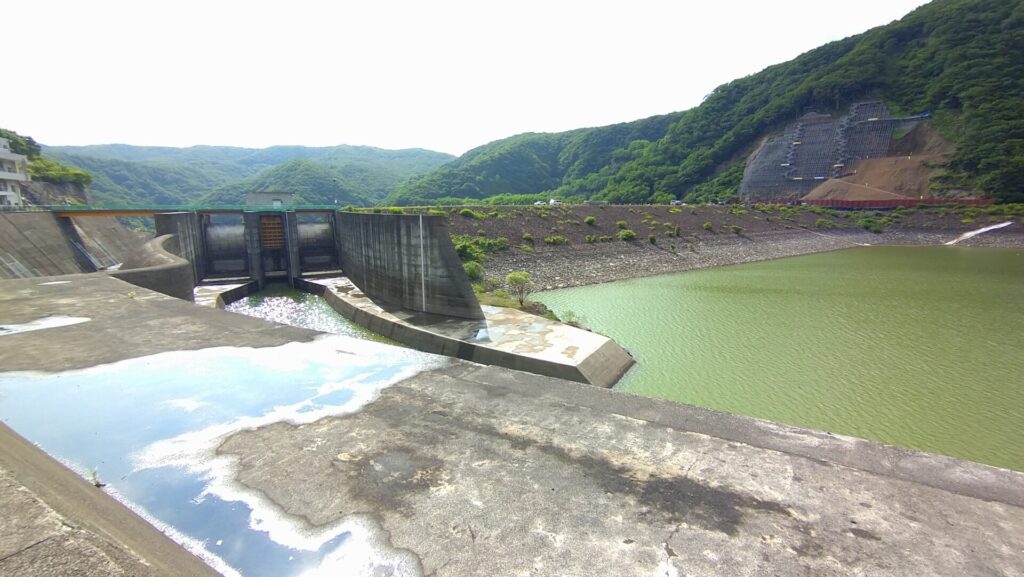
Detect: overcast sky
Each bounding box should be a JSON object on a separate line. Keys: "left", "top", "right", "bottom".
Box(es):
{"left": 7, "top": 0, "right": 930, "bottom": 156}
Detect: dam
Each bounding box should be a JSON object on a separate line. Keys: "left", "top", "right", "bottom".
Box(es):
{"left": 0, "top": 208, "right": 1022, "bottom": 577}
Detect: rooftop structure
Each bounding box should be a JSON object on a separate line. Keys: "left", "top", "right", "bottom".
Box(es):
{"left": 0, "top": 137, "right": 29, "bottom": 207}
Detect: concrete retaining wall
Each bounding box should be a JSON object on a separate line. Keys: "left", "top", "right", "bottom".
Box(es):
{"left": 109, "top": 234, "right": 195, "bottom": 301}
{"left": 0, "top": 213, "right": 92, "bottom": 279}
{"left": 296, "top": 278, "right": 632, "bottom": 387}
{"left": 335, "top": 212, "right": 483, "bottom": 320}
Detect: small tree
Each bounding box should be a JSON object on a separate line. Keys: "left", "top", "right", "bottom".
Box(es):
{"left": 505, "top": 271, "right": 535, "bottom": 306}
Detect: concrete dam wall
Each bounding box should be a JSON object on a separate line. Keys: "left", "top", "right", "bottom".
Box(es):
{"left": 0, "top": 212, "right": 144, "bottom": 279}
{"left": 336, "top": 212, "right": 483, "bottom": 320}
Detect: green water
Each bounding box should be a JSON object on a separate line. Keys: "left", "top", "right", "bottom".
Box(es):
{"left": 535, "top": 246, "right": 1024, "bottom": 471}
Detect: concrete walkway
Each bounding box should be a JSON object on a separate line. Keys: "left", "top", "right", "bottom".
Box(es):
{"left": 1, "top": 274, "right": 1022, "bottom": 576}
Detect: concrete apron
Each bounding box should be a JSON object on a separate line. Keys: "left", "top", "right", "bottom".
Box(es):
{"left": 294, "top": 276, "right": 635, "bottom": 387}
{"left": 1, "top": 274, "right": 1022, "bottom": 577}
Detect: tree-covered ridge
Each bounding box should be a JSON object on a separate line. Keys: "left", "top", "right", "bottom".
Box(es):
{"left": 393, "top": 0, "right": 1024, "bottom": 204}
{"left": 387, "top": 111, "right": 684, "bottom": 205}
{"left": 45, "top": 144, "right": 453, "bottom": 207}
{"left": 603, "top": 0, "right": 1024, "bottom": 203}
{"left": 0, "top": 129, "right": 92, "bottom": 187}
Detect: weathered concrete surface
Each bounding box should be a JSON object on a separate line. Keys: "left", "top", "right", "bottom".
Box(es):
{"left": 1, "top": 273, "right": 1023, "bottom": 577}
{"left": 193, "top": 280, "right": 257, "bottom": 308}
{"left": 0, "top": 424, "right": 221, "bottom": 577}
{"left": 301, "top": 276, "right": 635, "bottom": 387}
{"left": 0, "top": 274, "right": 317, "bottom": 372}
{"left": 109, "top": 234, "right": 196, "bottom": 301}
{"left": 218, "top": 363, "right": 1024, "bottom": 577}
{"left": 336, "top": 212, "right": 484, "bottom": 319}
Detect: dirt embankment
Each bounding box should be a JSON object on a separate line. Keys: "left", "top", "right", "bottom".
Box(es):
{"left": 804, "top": 123, "right": 957, "bottom": 201}
{"left": 429, "top": 204, "right": 1023, "bottom": 290}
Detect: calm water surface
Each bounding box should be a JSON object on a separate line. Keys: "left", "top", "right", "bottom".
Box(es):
{"left": 536, "top": 246, "right": 1024, "bottom": 471}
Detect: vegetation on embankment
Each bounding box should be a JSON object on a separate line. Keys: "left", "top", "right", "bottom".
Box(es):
{"left": 0, "top": 129, "right": 92, "bottom": 187}
{"left": 397, "top": 202, "right": 1024, "bottom": 290}
{"left": 390, "top": 0, "right": 1024, "bottom": 205}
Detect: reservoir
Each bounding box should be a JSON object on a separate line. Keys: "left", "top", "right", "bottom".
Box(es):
{"left": 535, "top": 246, "right": 1024, "bottom": 472}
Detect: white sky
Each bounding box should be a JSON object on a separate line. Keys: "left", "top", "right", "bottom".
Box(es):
{"left": 6, "top": 0, "right": 929, "bottom": 156}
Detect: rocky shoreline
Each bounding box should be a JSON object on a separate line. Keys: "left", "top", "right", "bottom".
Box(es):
{"left": 483, "top": 225, "right": 1024, "bottom": 291}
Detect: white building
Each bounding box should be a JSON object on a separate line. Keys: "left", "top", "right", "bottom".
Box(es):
{"left": 0, "top": 137, "right": 29, "bottom": 206}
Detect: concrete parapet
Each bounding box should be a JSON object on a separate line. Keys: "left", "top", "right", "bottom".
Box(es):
{"left": 297, "top": 276, "right": 634, "bottom": 387}
{"left": 336, "top": 212, "right": 483, "bottom": 319}
{"left": 109, "top": 234, "right": 195, "bottom": 301}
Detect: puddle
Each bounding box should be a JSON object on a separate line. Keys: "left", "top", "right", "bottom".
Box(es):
{"left": 0, "top": 315, "right": 90, "bottom": 336}
{"left": 0, "top": 335, "right": 446, "bottom": 577}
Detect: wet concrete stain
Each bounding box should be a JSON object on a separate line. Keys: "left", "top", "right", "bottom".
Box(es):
{"left": 341, "top": 393, "right": 794, "bottom": 537}
{"left": 335, "top": 446, "right": 446, "bottom": 516}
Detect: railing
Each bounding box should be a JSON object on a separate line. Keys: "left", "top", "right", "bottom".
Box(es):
{"left": 0, "top": 204, "right": 343, "bottom": 214}
{"left": 802, "top": 198, "right": 994, "bottom": 209}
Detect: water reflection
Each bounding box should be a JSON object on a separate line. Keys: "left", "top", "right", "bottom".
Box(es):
{"left": 0, "top": 336, "right": 446, "bottom": 576}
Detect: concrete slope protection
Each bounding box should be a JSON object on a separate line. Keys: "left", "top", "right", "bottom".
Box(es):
{"left": 1, "top": 274, "right": 1022, "bottom": 577}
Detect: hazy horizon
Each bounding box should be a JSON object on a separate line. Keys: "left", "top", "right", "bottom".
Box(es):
{"left": 9, "top": 0, "right": 930, "bottom": 156}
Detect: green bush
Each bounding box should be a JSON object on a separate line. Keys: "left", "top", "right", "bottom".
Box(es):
{"left": 522, "top": 232, "right": 534, "bottom": 242}
{"left": 385, "top": 206, "right": 405, "bottom": 214}
{"left": 452, "top": 234, "right": 510, "bottom": 262}
{"left": 584, "top": 215, "right": 597, "bottom": 225}
{"left": 814, "top": 218, "right": 838, "bottom": 229}
{"left": 518, "top": 243, "right": 534, "bottom": 253}
{"left": 648, "top": 234, "right": 657, "bottom": 244}
{"left": 616, "top": 220, "right": 628, "bottom": 230}
{"left": 463, "top": 261, "right": 484, "bottom": 281}
{"left": 617, "top": 228, "right": 637, "bottom": 241}
{"left": 702, "top": 222, "right": 714, "bottom": 232}
{"left": 459, "top": 208, "right": 486, "bottom": 219}
{"left": 427, "top": 208, "right": 447, "bottom": 217}
{"left": 729, "top": 225, "right": 744, "bottom": 234}
{"left": 543, "top": 235, "right": 568, "bottom": 245}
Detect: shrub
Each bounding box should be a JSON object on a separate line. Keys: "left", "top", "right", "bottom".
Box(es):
{"left": 617, "top": 228, "right": 637, "bottom": 241}
{"left": 585, "top": 235, "right": 597, "bottom": 243}
{"left": 505, "top": 271, "right": 535, "bottom": 306}
{"left": 522, "top": 232, "right": 534, "bottom": 242}
{"left": 648, "top": 234, "right": 657, "bottom": 245}
{"left": 543, "top": 235, "right": 568, "bottom": 245}
{"left": 459, "top": 208, "right": 485, "bottom": 219}
{"left": 616, "top": 220, "right": 628, "bottom": 230}
{"left": 814, "top": 218, "right": 838, "bottom": 229}
{"left": 702, "top": 222, "right": 714, "bottom": 232}
{"left": 584, "top": 215, "right": 597, "bottom": 225}
{"left": 729, "top": 225, "right": 744, "bottom": 234}
{"left": 463, "top": 261, "right": 484, "bottom": 281}
{"left": 452, "top": 234, "right": 510, "bottom": 262}
{"left": 673, "top": 225, "right": 681, "bottom": 237}
{"left": 385, "top": 206, "right": 405, "bottom": 214}
{"left": 518, "top": 243, "right": 533, "bottom": 253}
{"left": 427, "top": 208, "right": 447, "bottom": 217}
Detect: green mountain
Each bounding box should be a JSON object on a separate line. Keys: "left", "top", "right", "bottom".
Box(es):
{"left": 44, "top": 144, "right": 454, "bottom": 207}
{"left": 387, "top": 112, "right": 684, "bottom": 205}
{"left": 393, "top": 0, "right": 1024, "bottom": 204}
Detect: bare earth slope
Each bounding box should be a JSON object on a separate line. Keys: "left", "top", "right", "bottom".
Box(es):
{"left": 804, "top": 123, "right": 955, "bottom": 201}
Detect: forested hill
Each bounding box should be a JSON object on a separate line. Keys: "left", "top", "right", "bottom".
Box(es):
{"left": 45, "top": 144, "right": 453, "bottom": 206}
{"left": 392, "top": 0, "right": 1024, "bottom": 205}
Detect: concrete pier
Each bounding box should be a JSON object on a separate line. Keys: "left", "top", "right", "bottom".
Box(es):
{"left": 1, "top": 273, "right": 1022, "bottom": 576}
